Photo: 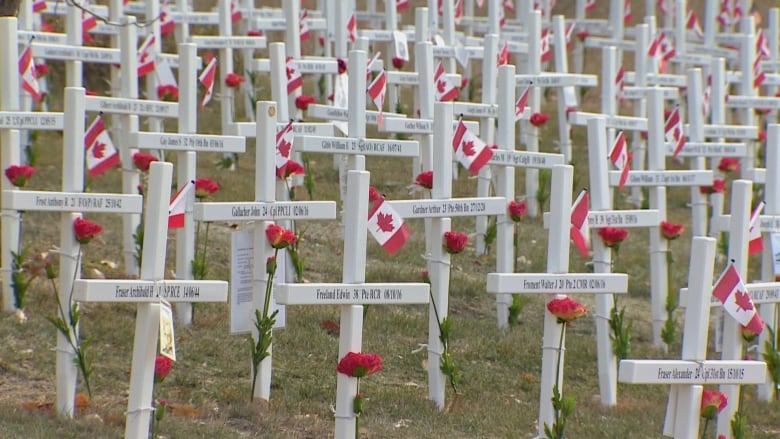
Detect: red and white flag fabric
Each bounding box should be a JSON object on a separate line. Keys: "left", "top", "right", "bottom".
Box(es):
{"left": 367, "top": 195, "right": 411, "bottom": 255}
{"left": 665, "top": 107, "right": 685, "bottom": 158}
{"left": 570, "top": 190, "right": 591, "bottom": 258}
{"left": 275, "top": 120, "right": 294, "bottom": 173}
{"left": 155, "top": 57, "right": 179, "bottom": 97}
{"left": 748, "top": 201, "right": 765, "bottom": 256}
{"left": 648, "top": 32, "right": 675, "bottom": 73}
{"left": 137, "top": 34, "right": 156, "bottom": 77}
{"left": 610, "top": 131, "right": 630, "bottom": 189}
{"left": 84, "top": 115, "right": 121, "bottom": 178}
{"left": 33, "top": 0, "right": 46, "bottom": 13}
{"left": 82, "top": 10, "right": 97, "bottom": 34}
{"left": 756, "top": 30, "right": 771, "bottom": 60}
{"left": 230, "top": 0, "right": 242, "bottom": 23}
{"left": 19, "top": 44, "right": 42, "bottom": 102}
{"left": 286, "top": 57, "right": 303, "bottom": 94}
{"left": 497, "top": 41, "right": 510, "bottom": 67}
{"left": 564, "top": 22, "right": 575, "bottom": 49}
{"left": 703, "top": 75, "right": 712, "bottom": 118}
{"left": 299, "top": 9, "right": 311, "bottom": 42}
{"left": 615, "top": 65, "right": 625, "bottom": 103}
{"left": 160, "top": 6, "right": 175, "bottom": 36}
{"left": 753, "top": 57, "right": 766, "bottom": 89}
{"left": 686, "top": 10, "right": 704, "bottom": 39}
{"left": 452, "top": 119, "right": 493, "bottom": 176}
{"left": 712, "top": 262, "right": 764, "bottom": 335}
{"left": 368, "top": 70, "right": 387, "bottom": 126}
{"left": 198, "top": 56, "right": 217, "bottom": 108}
{"left": 434, "top": 61, "right": 459, "bottom": 102}
{"left": 347, "top": 12, "right": 357, "bottom": 43}
{"left": 396, "top": 0, "right": 409, "bottom": 12}
{"left": 515, "top": 86, "right": 530, "bottom": 121}
{"left": 657, "top": 0, "right": 669, "bottom": 15}
{"left": 585, "top": 0, "right": 596, "bottom": 14}
{"left": 717, "top": 0, "right": 732, "bottom": 26}
{"left": 540, "top": 29, "right": 552, "bottom": 63}
{"left": 168, "top": 179, "right": 195, "bottom": 230}
{"left": 624, "top": 0, "right": 632, "bottom": 23}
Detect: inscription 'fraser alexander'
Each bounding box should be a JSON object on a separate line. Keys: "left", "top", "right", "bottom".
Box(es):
{"left": 656, "top": 366, "right": 745, "bottom": 383}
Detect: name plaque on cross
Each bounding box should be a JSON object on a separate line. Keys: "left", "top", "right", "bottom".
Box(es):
{"left": 190, "top": 36, "right": 267, "bottom": 49}
{"left": 33, "top": 43, "right": 120, "bottom": 63}
{"left": 488, "top": 150, "right": 565, "bottom": 169}
{"left": 73, "top": 279, "right": 228, "bottom": 303}
{"left": 725, "top": 96, "right": 780, "bottom": 110}
{"left": 275, "top": 283, "right": 429, "bottom": 305}
{"left": 306, "top": 105, "right": 399, "bottom": 125}
{"left": 610, "top": 170, "right": 713, "bottom": 187}
{"left": 568, "top": 112, "right": 648, "bottom": 131}
{"left": 0, "top": 112, "right": 64, "bottom": 130}
{"left": 130, "top": 132, "right": 246, "bottom": 153}
{"left": 194, "top": 201, "right": 337, "bottom": 222}
{"left": 294, "top": 135, "right": 419, "bottom": 157}
{"left": 702, "top": 125, "right": 757, "bottom": 139}
{"left": 388, "top": 197, "right": 505, "bottom": 218}
{"left": 667, "top": 142, "right": 748, "bottom": 157}
{"left": 3, "top": 190, "right": 142, "bottom": 213}
{"left": 487, "top": 273, "right": 628, "bottom": 294}
{"left": 378, "top": 118, "right": 480, "bottom": 135}
{"left": 85, "top": 97, "right": 178, "bottom": 118}
{"left": 515, "top": 74, "right": 598, "bottom": 87}
{"left": 619, "top": 360, "right": 767, "bottom": 385}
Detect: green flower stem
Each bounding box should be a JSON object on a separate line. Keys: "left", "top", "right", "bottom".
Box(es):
{"left": 263, "top": 248, "right": 280, "bottom": 320}
{"left": 354, "top": 378, "right": 361, "bottom": 439}
{"left": 250, "top": 248, "right": 280, "bottom": 402}
{"left": 427, "top": 278, "right": 458, "bottom": 393}
{"left": 701, "top": 418, "right": 709, "bottom": 439}
{"left": 553, "top": 324, "right": 566, "bottom": 428}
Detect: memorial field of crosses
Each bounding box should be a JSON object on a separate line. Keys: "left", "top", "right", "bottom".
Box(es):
{"left": 0, "top": 1, "right": 779, "bottom": 438}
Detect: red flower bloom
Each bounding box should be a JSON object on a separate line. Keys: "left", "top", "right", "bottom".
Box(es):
{"left": 598, "top": 227, "right": 629, "bottom": 248}
{"left": 529, "top": 112, "right": 550, "bottom": 127}
{"left": 547, "top": 295, "right": 587, "bottom": 323}
{"left": 225, "top": 72, "right": 246, "bottom": 87}
{"left": 700, "top": 179, "right": 725, "bottom": 194}
{"left": 247, "top": 30, "right": 262, "bottom": 37}
{"left": 5, "top": 164, "right": 36, "bottom": 187}
{"left": 276, "top": 160, "right": 305, "bottom": 179}
{"left": 700, "top": 389, "right": 727, "bottom": 419}
{"left": 576, "top": 30, "right": 589, "bottom": 41}
{"left": 318, "top": 36, "right": 326, "bottom": 47}
{"left": 85, "top": 89, "right": 98, "bottom": 96}
{"left": 34, "top": 63, "right": 48, "bottom": 78}
{"left": 717, "top": 157, "right": 740, "bottom": 173}
{"left": 265, "top": 224, "right": 297, "bottom": 249}
{"left": 392, "top": 57, "right": 405, "bottom": 69}
{"left": 337, "top": 352, "right": 383, "bottom": 378}
{"left": 133, "top": 152, "right": 158, "bottom": 172}
{"left": 414, "top": 171, "right": 433, "bottom": 189}
{"left": 157, "top": 84, "right": 178, "bottom": 101}
{"left": 460, "top": 77, "right": 469, "bottom": 90}
{"left": 295, "top": 94, "right": 316, "bottom": 111}
{"left": 195, "top": 178, "right": 220, "bottom": 199}
{"left": 443, "top": 231, "right": 468, "bottom": 254}
{"left": 422, "top": 269, "right": 430, "bottom": 284}
{"left": 41, "top": 21, "right": 55, "bottom": 33}
{"left": 73, "top": 217, "right": 103, "bottom": 245}
{"left": 758, "top": 130, "right": 766, "bottom": 141}
{"left": 154, "top": 355, "right": 173, "bottom": 383}
{"left": 337, "top": 58, "right": 347, "bottom": 74}
{"left": 740, "top": 324, "right": 759, "bottom": 343}
{"left": 508, "top": 200, "right": 527, "bottom": 222}
{"left": 660, "top": 221, "right": 685, "bottom": 240}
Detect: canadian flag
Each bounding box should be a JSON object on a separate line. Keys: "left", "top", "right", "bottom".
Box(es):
{"left": 286, "top": 57, "right": 303, "bottom": 95}
{"left": 276, "top": 120, "right": 294, "bottom": 172}
{"left": 585, "top": 0, "right": 596, "bottom": 14}
{"left": 615, "top": 65, "right": 625, "bottom": 103}
{"left": 168, "top": 180, "right": 195, "bottom": 230}
{"left": 160, "top": 6, "right": 175, "bottom": 36}
{"left": 497, "top": 41, "right": 509, "bottom": 67}
{"left": 712, "top": 262, "right": 764, "bottom": 335}
{"left": 454, "top": 0, "right": 464, "bottom": 23}
{"left": 33, "top": 0, "right": 46, "bottom": 13}
{"left": 717, "top": 0, "right": 731, "bottom": 26}
{"left": 665, "top": 107, "right": 685, "bottom": 158}
{"left": 515, "top": 86, "right": 530, "bottom": 121}
{"left": 155, "top": 57, "right": 179, "bottom": 94}
{"left": 753, "top": 56, "right": 766, "bottom": 89}
{"left": 623, "top": 0, "right": 632, "bottom": 23}
{"left": 231, "top": 0, "right": 242, "bottom": 23}
{"left": 748, "top": 201, "right": 765, "bottom": 255}
{"left": 82, "top": 10, "right": 97, "bottom": 34}
{"left": 686, "top": 10, "right": 704, "bottom": 39}
{"left": 564, "top": 22, "right": 575, "bottom": 49}
{"left": 19, "top": 44, "right": 42, "bottom": 102}
{"left": 610, "top": 131, "right": 630, "bottom": 189}
{"left": 570, "top": 190, "right": 590, "bottom": 258}
{"left": 452, "top": 119, "right": 493, "bottom": 176}
{"left": 434, "top": 61, "right": 459, "bottom": 102}
{"left": 137, "top": 34, "right": 156, "bottom": 77}
{"left": 84, "top": 115, "right": 121, "bottom": 178}
{"left": 648, "top": 32, "right": 675, "bottom": 73}
{"left": 703, "top": 75, "right": 712, "bottom": 118}
{"left": 368, "top": 70, "right": 387, "bottom": 126}
{"left": 657, "top": 0, "right": 669, "bottom": 15}
{"left": 396, "top": 0, "right": 409, "bottom": 12}
{"left": 347, "top": 12, "right": 357, "bottom": 43}
{"left": 756, "top": 30, "right": 771, "bottom": 60}
{"left": 540, "top": 29, "right": 552, "bottom": 63}
{"left": 367, "top": 195, "right": 411, "bottom": 255}
{"left": 198, "top": 56, "right": 218, "bottom": 108}
{"left": 299, "top": 9, "right": 311, "bottom": 42}
{"left": 502, "top": 0, "right": 514, "bottom": 13}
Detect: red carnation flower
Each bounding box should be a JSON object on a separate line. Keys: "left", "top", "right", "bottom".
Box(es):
{"left": 337, "top": 352, "right": 383, "bottom": 378}
{"left": 700, "top": 178, "right": 725, "bottom": 194}
{"left": 717, "top": 157, "right": 740, "bottom": 173}
{"left": 225, "top": 72, "right": 246, "bottom": 87}
{"left": 700, "top": 389, "right": 727, "bottom": 419}
{"left": 276, "top": 160, "right": 306, "bottom": 179}
{"left": 5, "top": 164, "right": 36, "bottom": 187}
{"left": 247, "top": 30, "right": 262, "bottom": 37}
{"left": 34, "top": 63, "right": 48, "bottom": 78}
{"left": 337, "top": 58, "right": 347, "bottom": 74}
{"left": 443, "top": 231, "right": 468, "bottom": 254}
{"left": 508, "top": 200, "right": 527, "bottom": 222}
{"left": 157, "top": 84, "right": 178, "bottom": 101}
{"left": 195, "top": 178, "right": 220, "bottom": 199}
{"left": 547, "top": 295, "right": 587, "bottom": 323}
{"left": 414, "top": 171, "right": 433, "bottom": 189}
{"left": 529, "top": 112, "right": 550, "bottom": 127}
{"left": 133, "top": 152, "right": 158, "bottom": 172}
{"left": 659, "top": 221, "right": 685, "bottom": 240}
{"left": 295, "top": 94, "right": 316, "bottom": 111}
{"left": 392, "top": 57, "right": 405, "bottom": 69}
{"left": 73, "top": 217, "right": 103, "bottom": 245}
{"left": 154, "top": 355, "right": 173, "bottom": 383}
{"left": 597, "top": 227, "right": 629, "bottom": 248}
{"left": 265, "top": 224, "right": 297, "bottom": 249}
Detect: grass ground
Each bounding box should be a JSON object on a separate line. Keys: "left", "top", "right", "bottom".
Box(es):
{"left": 1, "top": 1, "right": 779, "bottom": 438}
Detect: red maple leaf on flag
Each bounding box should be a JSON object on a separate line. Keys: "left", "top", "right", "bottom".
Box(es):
{"left": 462, "top": 140, "right": 476, "bottom": 156}
{"left": 286, "top": 67, "right": 295, "bottom": 79}
{"left": 376, "top": 212, "right": 395, "bottom": 233}
{"left": 437, "top": 80, "right": 447, "bottom": 93}
{"left": 734, "top": 290, "right": 754, "bottom": 312}
{"left": 92, "top": 141, "right": 106, "bottom": 159}
{"left": 278, "top": 140, "right": 291, "bottom": 158}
